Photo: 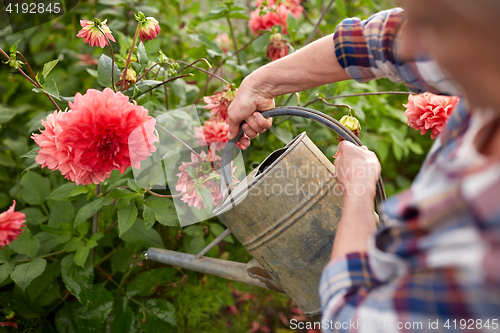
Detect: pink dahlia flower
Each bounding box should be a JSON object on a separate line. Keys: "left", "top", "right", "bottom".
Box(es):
{"left": 267, "top": 33, "right": 288, "bottom": 61}
{"left": 136, "top": 11, "right": 161, "bottom": 42}
{"left": 76, "top": 19, "right": 116, "bottom": 48}
{"left": 194, "top": 119, "right": 246, "bottom": 151}
{"left": 248, "top": 0, "right": 303, "bottom": 35}
{"left": 175, "top": 151, "right": 237, "bottom": 210}
{"left": 203, "top": 85, "right": 237, "bottom": 122}
{"left": 32, "top": 110, "right": 85, "bottom": 183}
{"left": 0, "top": 201, "right": 26, "bottom": 248}
{"left": 215, "top": 33, "right": 233, "bottom": 54}
{"left": 404, "top": 92, "right": 460, "bottom": 139}
{"left": 32, "top": 88, "right": 158, "bottom": 185}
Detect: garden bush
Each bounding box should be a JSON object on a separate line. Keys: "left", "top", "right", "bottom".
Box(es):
{"left": 0, "top": 0, "right": 444, "bottom": 331}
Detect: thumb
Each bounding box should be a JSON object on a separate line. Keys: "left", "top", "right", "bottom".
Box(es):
{"left": 337, "top": 140, "right": 356, "bottom": 153}
{"left": 255, "top": 96, "right": 275, "bottom": 111}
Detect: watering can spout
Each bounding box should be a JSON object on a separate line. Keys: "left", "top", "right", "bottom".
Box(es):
{"left": 146, "top": 248, "right": 284, "bottom": 293}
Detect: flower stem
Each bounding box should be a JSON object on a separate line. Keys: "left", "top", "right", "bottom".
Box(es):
{"left": 146, "top": 188, "right": 184, "bottom": 198}
{"left": 14, "top": 250, "right": 66, "bottom": 263}
{"left": 121, "top": 25, "right": 139, "bottom": 91}
{"left": 177, "top": 60, "right": 229, "bottom": 85}
{"left": 305, "top": 0, "right": 336, "bottom": 45}
{"left": 16, "top": 51, "right": 62, "bottom": 112}
{"left": 91, "top": 183, "right": 101, "bottom": 260}
{"left": 136, "top": 62, "right": 161, "bottom": 82}
{"left": 226, "top": 16, "right": 241, "bottom": 65}
{"left": 133, "top": 74, "right": 194, "bottom": 97}
{"left": 0, "top": 48, "right": 61, "bottom": 111}
{"left": 155, "top": 123, "right": 201, "bottom": 158}
{"left": 16, "top": 52, "right": 36, "bottom": 82}
{"left": 320, "top": 98, "right": 352, "bottom": 112}
{"left": 97, "top": 25, "right": 117, "bottom": 92}
{"left": 303, "top": 91, "right": 414, "bottom": 107}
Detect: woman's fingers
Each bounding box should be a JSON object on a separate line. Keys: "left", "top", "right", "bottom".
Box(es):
{"left": 244, "top": 112, "right": 273, "bottom": 135}
{"left": 242, "top": 123, "right": 259, "bottom": 139}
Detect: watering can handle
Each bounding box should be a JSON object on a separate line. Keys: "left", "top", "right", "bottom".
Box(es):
{"left": 220, "top": 106, "right": 387, "bottom": 217}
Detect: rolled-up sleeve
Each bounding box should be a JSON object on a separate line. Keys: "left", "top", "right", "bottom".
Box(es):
{"left": 333, "top": 8, "right": 462, "bottom": 96}
{"left": 320, "top": 252, "right": 381, "bottom": 332}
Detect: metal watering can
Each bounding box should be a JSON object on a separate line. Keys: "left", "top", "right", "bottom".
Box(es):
{"left": 146, "top": 106, "right": 386, "bottom": 317}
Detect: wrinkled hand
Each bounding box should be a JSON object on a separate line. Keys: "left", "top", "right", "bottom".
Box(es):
{"left": 227, "top": 77, "right": 274, "bottom": 148}
{"left": 333, "top": 141, "right": 381, "bottom": 198}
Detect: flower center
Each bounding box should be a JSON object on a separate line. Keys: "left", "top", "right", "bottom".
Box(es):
{"left": 97, "top": 136, "right": 119, "bottom": 158}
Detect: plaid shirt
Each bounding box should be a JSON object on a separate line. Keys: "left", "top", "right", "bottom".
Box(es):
{"left": 319, "top": 8, "right": 500, "bottom": 333}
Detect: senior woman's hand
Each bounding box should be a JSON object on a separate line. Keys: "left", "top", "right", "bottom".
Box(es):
{"left": 331, "top": 141, "right": 381, "bottom": 259}
{"left": 227, "top": 76, "right": 274, "bottom": 148}
{"left": 333, "top": 141, "right": 381, "bottom": 198}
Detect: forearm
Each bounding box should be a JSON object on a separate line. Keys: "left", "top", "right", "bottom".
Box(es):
{"left": 246, "top": 34, "right": 351, "bottom": 98}
{"left": 331, "top": 190, "right": 377, "bottom": 260}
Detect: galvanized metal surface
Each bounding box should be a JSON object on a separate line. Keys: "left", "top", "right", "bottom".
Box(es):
{"left": 146, "top": 248, "right": 284, "bottom": 292}
{"left": 214, "top": 133, "right": 343, "bottom": 317}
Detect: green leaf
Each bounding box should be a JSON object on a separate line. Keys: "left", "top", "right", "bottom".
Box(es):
{"left": 209, "top": 223, "right": 233, "bottom": 243}
{"left": 126, "top": 268, "right": 175, "bottom": 296}
{"left": 8, "top": 228, "right": 40, "bottom": 259}
{"left": 0, "top": 154, "right": 16, "bottom": 167}
{"left": 144, "top": 199, "right": 179, "bottom": 227}
{"left": 142, "top": 204, "right": 155, "bottom": 229}
{"left": 63, "top": 238, "right": 85, "bottom": 252}
{"left": 61, "top": 254, "right": 94, "bottom": 305}
{"left": 117, "top": 203, "right": 138, "bottom": 236}
{"left": 127, "top": 178, "right": 142, "bottom": 192}
{"left": 0, "top": 262, "right": 14, "bottom": 284}
{"left": 111, "top": 297, "right": 135, "bottom": 333}
{"left": 9, "top": 39, "right": 20, "bottom": 54}
{"left": 0, "top": 247, "right": 10, "bottom": 264}
{"left": 76, "top": 221, "right": 89, "bottom": 236}
{"left": 139, "top": 299, "right": 176, "bottom": 332}
{"left": 90, "top": 232, "right": 104, "bottom": 244}
{"left": 48, "top": 201, "right": 75, "bottom": 227}
{"left": 25, "top": 262, "right": 61, "bottom": 305}
{"left": 10, "top": 258, "right": 47, "bottom": 292}
{"left": 183, "top": 225, "right": 203, "bottom": 237}
{"left": 20, "top": 147, "right": 40, "bottom": 159}
{"left": 197, "top": 188, "right": 213, "bottom": 211}
{"left": 68, "top": 186, "right": 91, "bottom": 198}
{"left": 19, "top": 171, "right": 50, "bottom": 205}
{"left": 47, "top": 183, "right": 78, "bottom": 201}
{"left": 20, "top": 207, "right": 47, "bottom": 225}
{"left": 287, "top": 12, "right": 299, "bottom": 31}
{"left": 74, "top": 247, "right": 90, "bottom": 268}
{"left": 120, "top": 218, "right": 164, "bottom": 249}
{"left": 54, "top": 305, "right": 77, "bottom": 333}
{"left": 74, "top": 197, "right": 113, "bottom": 228}
{"left": 229, "top": 12, "right": 250, "bottom": 19}
{"left": 55, "top": 284, "right": 113, "bottom": 333}
{"left": 271, "top": 127, "right": 294, "bottom": 144}
{"left": 32, "top": 79, "right": 61, "bottom": 100}
{"left": 86, "top": 68, "right": 98, "bottom": 78}
{"left": 108, "top": 188, "right": 137, "bottom": 199}
{"left": 185, "top": 166, "right": 198, "bottom": 181}
{"left": 97, "top": 54, "right": 121, "bottom": 88}
{"left": 110, "top": 245, "right": 135, "bottom": 274}
{"left": 137, "top": 42, "right": 148, "bottom": 67}
{"left": 408, "top": 141, "right": 424, "bottom": 155}
{"left": 184, "top": 235, "right": 206, "bottom": 254}
{"left": 203, "top": 5, "right": 228, "bottom": 21}
{"left": 390, "top": 132, "right": 405, "bottom": 148}
{"left": 40, "top": 222, "right": 72, "bottom": 235}
{"left": 42, "top": 56, "right": 63, "bottom": 79}
{"left": 392, "top": 143, "right": 403, "bottom": 161}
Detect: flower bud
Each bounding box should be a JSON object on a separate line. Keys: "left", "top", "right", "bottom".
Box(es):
{"left": 266, "top": 33, "right": 289, "bottom": 61}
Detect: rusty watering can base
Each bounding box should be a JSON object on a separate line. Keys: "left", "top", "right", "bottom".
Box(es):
{"left": 214, "top": 132, "right": 344, "bottom": 317}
